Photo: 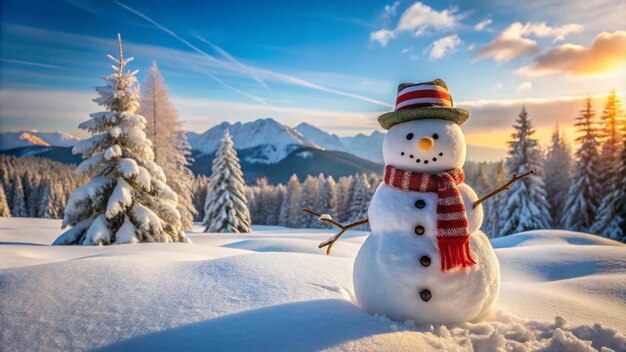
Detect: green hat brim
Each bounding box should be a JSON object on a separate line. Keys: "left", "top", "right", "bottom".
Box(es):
{"left": 378, "top": 107, "right": 469, "bottom": 130}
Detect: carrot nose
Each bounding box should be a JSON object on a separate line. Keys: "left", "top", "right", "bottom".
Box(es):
{"left": 418, "top": 137, "right": 434, "bottom": 150}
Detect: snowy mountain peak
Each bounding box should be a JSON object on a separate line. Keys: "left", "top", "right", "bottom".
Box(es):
{"left": 0, "top": 130, "right": 80, "bottom": 151}
{"left": 294, "top": 123, "right": 347, "bottom": 152}
{"left": 189, "top": 118, "right": 317, "bottom": 164}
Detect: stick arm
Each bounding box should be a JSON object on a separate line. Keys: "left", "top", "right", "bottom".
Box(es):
{"left": 472, "top": 170, "right": 534, "bottom": 209}
{"left": 301, "top": 208, "right": 369, "bottom": 255}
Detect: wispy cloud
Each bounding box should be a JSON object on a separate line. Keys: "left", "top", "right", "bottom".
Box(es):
{"left": 115, "top": 1, "right": 391, "bottom": 107}
{"left": 0, "top": 58, "right": 66, "bottom": 70}
{"left": 180, "top": 59, "right": 271, "bottom": 106}
{"left": 193, "top": 34, "right": 270, "bottom": 90}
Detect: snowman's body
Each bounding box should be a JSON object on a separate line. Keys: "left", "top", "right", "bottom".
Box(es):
{"left": 352, "top": 119, "right": 500, "bottom": 324}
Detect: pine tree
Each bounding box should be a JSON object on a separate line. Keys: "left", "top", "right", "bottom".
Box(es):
{"left": 54, "top": 34, "right": 187, "bottom": 245}
{"left": 349, "top": 173, "right": 371, "bottom": 230}
{"left": 202, "top": 130, "right": 251, "bottom": 233}
{"left": 499, "top": 106, "right": 551, "bottom": 235}
{"left": 0, "top": 185, "right": 11, "bottom": 217}
{"left": 192, "top": 174, "right": 210, "bottom": 221}
{"left": 296, "top": 175, "right": 320, "bottom": 228}
{"left": 314, "top": 176, "right": 338, "bottom": 228}
{"left": 267, "top": 184, "right": 287, "bottom": 225}
{"left": 591, "top": 92, "right": 625, "bottom": 240}
{"left": 336, "top": 175, "right": 355, "bottom": 222}
{"left": 10, "top": 174, "right": 27, "bottom": 217}
{"left": 279, "top": 174, "right": 301, "bottom": 227}
{"left": 597, "top": 90, "right": 624, "bottom": 190}
{"left": 485, "top": 161, "right": 505, "bottom": 237}
{"left": 139, "top": 62, "right": 196, "bottom": 230}
{"left": 544, "top": 127, "right": 572, "bottom": 227}
{"left": 563, "top": 98, "right": 603, "bottom": 231}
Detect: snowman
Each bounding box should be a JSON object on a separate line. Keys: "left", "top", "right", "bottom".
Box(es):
{"left": 304, "top": 79, "right": 530, "bottom": 324}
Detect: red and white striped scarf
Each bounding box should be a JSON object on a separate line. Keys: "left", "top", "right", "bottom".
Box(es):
{"left": 383, "top": 165, "right": 476, "bottom": 271}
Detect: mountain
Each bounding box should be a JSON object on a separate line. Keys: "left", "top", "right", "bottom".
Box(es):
{"left": 190, "top": 146, "right": 383, "bottom": 184}
{"left": 0, "top": 131, "right": 80, "bottom": 151}
{"left": 339, "top": 131, "right": 506, "bottom": 163}
{"left": 293, "top": 123, "right": 347, "bottom": 152}
{"left": 1, "top": 144, "right": 382, "bottom": 185}
{"left": 188, "top": 118, "right": 316, "bottom": 164}
{"left": 1, "top": 146, "right": 82, "bottom": 164}
{"left": 340, "top": 131, "right": 386, "bottom": 163}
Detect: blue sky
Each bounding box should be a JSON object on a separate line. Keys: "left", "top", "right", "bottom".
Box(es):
{"left": 0, "top": 0, "right": 624, "bottom": 148}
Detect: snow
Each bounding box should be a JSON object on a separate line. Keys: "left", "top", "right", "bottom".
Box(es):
{"left": 0, "top": 218, "right": 624, "bottom": 351}
{"left": 106, "top": 178, "right": 133, "bottom": 218}
{"left": 0, "top": 130, "right": 80, "bottom": 151}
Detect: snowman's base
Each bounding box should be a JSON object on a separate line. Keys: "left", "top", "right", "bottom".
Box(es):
{"left": 353, "top": 230, "right": 500, "bottom": 325}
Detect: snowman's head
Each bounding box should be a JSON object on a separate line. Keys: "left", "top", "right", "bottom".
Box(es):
{"left": 383, "top": 119, "right": 466, "bottom": 173}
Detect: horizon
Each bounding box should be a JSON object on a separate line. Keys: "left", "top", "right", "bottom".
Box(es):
{"left": 0, "top": 0, "right": 625, "bottom": 149}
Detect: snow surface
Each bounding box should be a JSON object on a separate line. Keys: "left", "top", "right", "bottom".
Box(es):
{"left": 0, "top": 218, "right": 624, "bottom": 351}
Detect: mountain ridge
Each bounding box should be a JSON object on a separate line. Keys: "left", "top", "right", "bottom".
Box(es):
{"left": 1, "top": 118, "right": 506, "bottom": 163}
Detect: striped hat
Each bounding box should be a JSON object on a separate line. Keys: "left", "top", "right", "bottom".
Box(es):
{"left": 378, "top": 79, "right": 469, "bottom": 130}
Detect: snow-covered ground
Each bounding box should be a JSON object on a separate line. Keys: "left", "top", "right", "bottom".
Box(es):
{"left": 0, "top": 218, "right": 624, "bottom": 351}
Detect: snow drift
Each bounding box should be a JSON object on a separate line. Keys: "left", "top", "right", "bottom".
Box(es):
{"left": 0, "top": 218, "right": 624, "bottom": 351}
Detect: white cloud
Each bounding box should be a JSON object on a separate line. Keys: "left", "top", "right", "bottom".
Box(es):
{"left": 516, "top": 81, "right": 533, "bottom": 92}
{"left": 475, "top": 22, "right": 584, "bottom": 62}
{"left": 370, "top": 29, "right": 396, "bottom": 47}
{"left": 494, "top": 82, "right": 504, "bottom": 89}
{"left": 517, "top": 30, "right": 626, "bottom": 77}
{"left": 383, "top": 2, "right": 400, "bottom": 19}
{"left": 474, "top": 19, "right": 492, "bottom": 31}
{"left": 427, "top": 34, "right": 462, "bottom": 60}
{"left": 396, "top": 2, "right": 458, "bottom": 36}
{"left": 370, "top": 2, "right": 460, "bottom": 46}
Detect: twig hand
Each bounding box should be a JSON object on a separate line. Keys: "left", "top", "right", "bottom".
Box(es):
{"left": 301, "top": 209, "right": 369, "bottom": 255}
{"left": 473, "top": 170, "right": 534, "bottom": 209}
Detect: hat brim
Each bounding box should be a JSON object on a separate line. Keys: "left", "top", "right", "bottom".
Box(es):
{"left": 378, "top": 107, "right": 469, "bottom": 130}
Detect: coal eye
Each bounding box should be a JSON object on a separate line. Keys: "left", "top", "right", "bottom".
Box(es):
{"left": 433, "top": 133, "right": 439, "bottom": 140}
{"left": 406, "top": 133, "right": 414, "bottom": 140}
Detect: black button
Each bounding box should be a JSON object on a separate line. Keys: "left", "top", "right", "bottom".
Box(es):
{"left": 420, "top": 255, "right": 431, "bottom": 267}
{"left": 415, "top": 199, "right": 425, "bottom": 209}
{"left": 419, "top": 289, "right": 432, "bottom": 302}
{"left": 415, "top": 225, "right": 425, "bottom": 235}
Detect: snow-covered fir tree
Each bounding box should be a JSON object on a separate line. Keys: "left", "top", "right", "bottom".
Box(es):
{"left": 314, "top": 176, "right": 338, "bottom": 228}
{"left": 296, "top": 175, "right": 321, "bottom": 228}
{"left": 349, "top": 173, "right": 371, "bottom": 230}
{"left": 620, "top": 142, "right": 626, "bottom": 239}
{"left": 266, "top": 184, "right": 286, "bottom": 225}
{"left": 597, "top": 90, "right": 624, "bottom": 191}
{"left": 192, "top": 174, "right": 210, "bottom": 221}
{"left": 499, "top": 106, "right": 551, "bottom": 235}
{"left": 336, "top": 174, "right": 354, "bottom": 222}
{"left": 54, "top": 34, "right": 187, "bottom": 245}
{"left": 544, "top": 127, "right": 572, "bottom": 227}
{"left": 139, "top": 62, "right": 196, "bottom": 230}
{"left": 563, "top": 98, "right": 603, "bottom": 231}
{"left": 485, "top": 161, "right": 506, "bottom": 237}
{"left": 591, "top": 93, "right": 625, "bottom": 240}
{"left": 9, "top": 174, "right": 27, "bottom": 217}
{"left": 0, "top": 185, "right": 11, "bottom": 217}
{"left": 202, "top": 130, "right": 251, "bottom": 233}
{"left": 278, "top": 174, "right": 301, "bottom": 227}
